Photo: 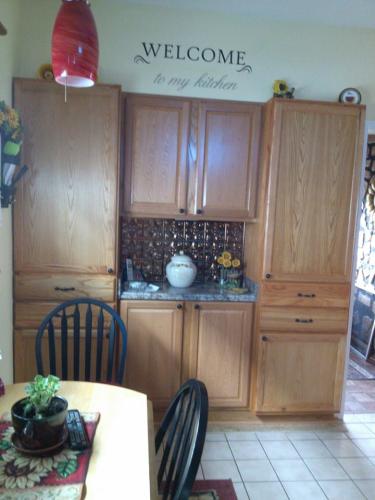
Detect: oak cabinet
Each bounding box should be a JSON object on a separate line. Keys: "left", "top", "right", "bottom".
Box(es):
{"left": 123, "top": 95, "right": 261, "bottom": 221}
{"left": 185, "top": 302, "right": 253, "bottom": 408}
{"left": 263, "top": 100, "right": 364, "bottom": 283}
{"left": 124, "top": 95, "right": 190, "bottom": 217}
{"left": 120, "top": 301, "right": 184, "bottom": 408}
{"left": 120, "top": 300, "right": 253, "bottom": 410}
{"left": 14, "top": 79, "right": 120, "bottom": 275}
{"left": 13, "top": 79, "right": 121, "bottom": 382}
{"left": 191, "top": 101, "right": 261, "bottom": 219}
{"left": 256, "top": 333, "right": 346, "bottom": 413}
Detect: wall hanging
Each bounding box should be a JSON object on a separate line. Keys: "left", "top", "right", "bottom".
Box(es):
{"left": 0, "top": 101, "right": 27, "bottom": 208}
{"left": 52, "top": 0, "right": 99, "bottom": 89}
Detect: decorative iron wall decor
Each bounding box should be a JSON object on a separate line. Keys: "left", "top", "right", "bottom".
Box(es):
{"left": 121, "top": 218, "right": 245, "bottom": 283}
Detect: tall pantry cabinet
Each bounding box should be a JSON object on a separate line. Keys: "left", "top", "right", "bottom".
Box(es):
{"left": 251, "top": 99, "right": 365, "bottom": 413}
{"left": 13, "top": 79, "right": 121, "bottom": 382}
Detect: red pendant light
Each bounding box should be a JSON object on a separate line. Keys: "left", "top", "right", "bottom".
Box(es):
{"left": 52, "top": 0, "right": 99, "bottom": 88}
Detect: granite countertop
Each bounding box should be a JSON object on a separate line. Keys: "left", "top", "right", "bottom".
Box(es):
{"left": 120, "top": 278, "right": 258, "bottom": 302}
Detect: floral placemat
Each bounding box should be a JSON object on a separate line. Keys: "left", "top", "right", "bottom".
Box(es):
{"left": 0, "top": 412, "right": 99, "bottom": 499}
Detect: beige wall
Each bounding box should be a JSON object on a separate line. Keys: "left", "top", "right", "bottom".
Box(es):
{"left": 14, "top": 0, "right": 375, "bottom": 119}
{"left": 0, "top": 0, "right": 20, "bottom": 383}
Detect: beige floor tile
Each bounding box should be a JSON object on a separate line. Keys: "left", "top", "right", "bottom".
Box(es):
{"left": 285, "top": 430, "right": 318, "bottom": 440}
{"left": 352, "top": 439, "right": 375, "bottom": 457}
{"left": 282, "top": 481, "right": 326, "bottom": 500}
{"left": 355, "top": 479, "right": 375, "bottom": 499}
{"left": 338, "top": 458, "right": 375, "bottom": 480}
{"left": 344, "top": 423, "right": 375, "bottom": 438}
{"left": 365, "top": 423, "right": 375, "bottom": 434}
{"left": 244, "top": 481, "right": 288, "bottom": 500}
{"left": 229, "top": 440, "right": 267, "bottom": 460}
{"left": 256, "top": 431, "right": 288, "bottom": 441}
{"left": 323, "top": 439, "right": 364, "bottom": 458}
{"left": 225, "top": 431, "right": 258, "bottom": 442}
{"left": 233, "top": 482, "right": 249, "bottom": 500}
{"left": 344, "top": 414, "right": 363, "bottom": 423}
{"left": 358, "top": 415, "right": 375, "bottom": 423}
{"left": 201, "top": 441, "right": 232, "bottom": 460}
{"left": 304, "top": 458, "right": 349, "bottom": 480}
{"left": 205, "top": 432, "right": 227, "bottom": 442}
{"left": 270, "top": 458, "right": 314, "bottom": 481}
{"left": 318, "top": 480, "right": 365, "bottom": 499}
{"left": 201, "top": 459, "right": 241, "bottom": 482}
{"left": 315, "top": 431, "right": 349, "bottom": 440}
{"left": 261, "top": 440, "right": 299, "bottom": 459}
{"left": 236, "top": 459, "right": 278, "bottom": 482}
{"left": 293, "top": 439, "right": 332, "bottom": 458}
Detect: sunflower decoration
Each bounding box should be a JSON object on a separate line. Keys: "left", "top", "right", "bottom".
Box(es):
{"left": 217, "top": 251, "right": 242, "bottom": 287}
{"left": 0, "top": 100, "right": 23, "bottom": 162}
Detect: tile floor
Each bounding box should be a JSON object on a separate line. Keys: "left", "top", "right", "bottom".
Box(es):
{"left": 345, "top": 380, "right": 375, "bottom": 413}
{"left": 199, "top": 416, "right": 375, "bottom": 499}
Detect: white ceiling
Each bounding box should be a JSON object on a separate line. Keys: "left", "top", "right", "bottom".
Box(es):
{"left": 123, "top": 0, "right": 375, "bottom": 28}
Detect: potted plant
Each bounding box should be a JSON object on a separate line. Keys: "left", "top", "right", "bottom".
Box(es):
{"left": 11, "top": 375, "right": 68, "bottom": 450}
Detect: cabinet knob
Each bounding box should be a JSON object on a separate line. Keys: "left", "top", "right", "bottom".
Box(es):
{"left": 297, "top": 293, "right": 316, "bottom": 298}
{"left": 194, "top": 304, "right": 200, "bottom": 310}
{"left": 54, "top": 287, "right": 75, "bottom": 292}
{"left": 295, "top": 318, "right": 314, "bottom": 323}
{"left": 177, "top": 303, "right": 183, "bottom": 310}
{"left": 262, "top": 335, "right": 268, "bottom": 341}
{"left": 265, "top": 273, "right": 272, "bottom": 279}
{"left": 196, "top": 209, "right": 203, "bottom": 215}
{"left": 179, "top": 208, "right": 185, "bottom": 214}
{"left": 107, "top": 267, "right": 114, "bottom": 274}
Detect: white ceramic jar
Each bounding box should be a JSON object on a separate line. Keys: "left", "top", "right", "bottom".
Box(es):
{"left": 166, "top": 251, "right": 197, "bottom": 288}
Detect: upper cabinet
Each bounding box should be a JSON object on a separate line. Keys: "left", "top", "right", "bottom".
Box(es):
{"left": 262, "top": 100, "right": 365, "bottom": 283}
{"left": 191, "top": 101, "right": 261, "bottom": 220}
{"left": 124, "top": 95, "right": 190, "bottom": 217}
{"left": 14, "top": 79, "right": 121, "bottom": 275}
{"left": 122, "top": 94, "right": 262, "bottom": 221}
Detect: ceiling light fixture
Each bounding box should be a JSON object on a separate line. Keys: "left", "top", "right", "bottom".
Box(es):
{"left": 52, "top": 0, "right": 99, "bottom": 89}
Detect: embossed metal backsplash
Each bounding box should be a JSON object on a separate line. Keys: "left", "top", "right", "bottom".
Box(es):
{"left": 121, "top": 218, "right": 245, "bottom": 283}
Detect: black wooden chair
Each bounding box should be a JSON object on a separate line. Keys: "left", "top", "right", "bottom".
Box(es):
{"left": 155, "top": 379, "right": 208, "bottom": 500}
{"left": 35, "top": 298, "right": 127, "bottom": 385}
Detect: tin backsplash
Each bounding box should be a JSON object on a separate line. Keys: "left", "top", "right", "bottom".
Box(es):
{"left": 121, "top": 218, "right": 245, "bottom": 283}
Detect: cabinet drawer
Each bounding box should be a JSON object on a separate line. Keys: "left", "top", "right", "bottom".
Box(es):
{"left": 15, "top": 301, "right": 116, "bottom": 328}
{"left": 261, "top": 282, "right": 350, "bottom": 308}
{"left": 15, "top": 275, "right": 116, "bottom": 302}
{"left": 259, "top": 307, "right": 348, "bottom": 333}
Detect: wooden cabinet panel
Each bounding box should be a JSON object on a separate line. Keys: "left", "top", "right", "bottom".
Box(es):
{"left": 13, "top": 79, "right": 120, "bottom": 274}
{"left": 15, "top": 301, "right": 116, "bottom": 329}
{"left": 263, "top": 100, "right": 364, "bottom": 282}
{"left": 124, "top": 95, "right": 190, "bottom": 217}
{"left": 256, "top": 333, "right": 346, "bottom": 413}
{"left": 194, "top": 101, "right": 261, "bottom": 220}
{"left": 14, "top": 329, "right": 110, "bottom": 383}
{"left": 120, "top": 301, "right": 184, "bottom": 408}
{"left": 261, "top": 282, "right": 350, "bottom": 308}
{"left": 259, "top": 306, "right": 348, "bottom": 333}
{"left": 186, "top": 302, "right": 253, "bottom": 408}
{"left": 15, "top": 274, "right": 116, "bottom": 302}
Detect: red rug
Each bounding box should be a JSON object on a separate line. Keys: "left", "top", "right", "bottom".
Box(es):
{"left": 191, "top": 479, "right": 237, "bottom": 499}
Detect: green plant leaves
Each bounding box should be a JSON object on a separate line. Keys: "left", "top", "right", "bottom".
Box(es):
{"left": 56, "top": 458, "right": 78, "bottom": 478}
{"left": 0, "top": 439, "right": 10, "bottom": 450}
{"left": 24, "top": 375, "right": 61, "bottom": 417}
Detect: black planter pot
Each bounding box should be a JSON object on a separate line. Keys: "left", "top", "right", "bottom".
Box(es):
{"left": 11, "top": 396, "right": 68, "bottom": 450}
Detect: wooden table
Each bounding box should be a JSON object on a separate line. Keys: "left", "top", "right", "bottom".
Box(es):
{"left": 0, "top": 382, "right": 157, "bottom": 499}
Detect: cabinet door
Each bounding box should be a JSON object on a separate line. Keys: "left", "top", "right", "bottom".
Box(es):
{"left": 120, "top": 301, "right": 184, "bottom": 408}
{"left": 192, "top": 101, "right": 261, "bottom": 220}
{"left": 263, "top": 100, "right": 364, "bottom": 282}
{"left": 124, "top": 95, "right": 190, "bottom": 217}
{"left": 13, "top": 79, "right": 120, "bottom": 274}
{"left": 256, "top": 333, "right": 346, "bottom": 413}
{"left": 186, "top": 302, "right": 253, "bottom": 408}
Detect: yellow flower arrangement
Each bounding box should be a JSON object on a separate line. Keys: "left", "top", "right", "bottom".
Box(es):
{"left": 216, "top": 252, "right": 241, "bottom": 270}
{"left": 0, "top": 100, "right": 23, "bottom": 161}
{"left": 217, "top": 251, "right": 242, "bottom": 288}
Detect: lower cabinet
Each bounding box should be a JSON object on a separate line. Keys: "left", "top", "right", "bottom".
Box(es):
{"left": 184, "top": 302, "right": 253, "bottom": 408}
{"left": 120, "top": 300, "right": 254, "bottom": 410}
{"left": 120, "top": 301, "right": 184, "bottom": 408}
{"left": 255, "top": 332, "right": 346, "bottom": 413}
